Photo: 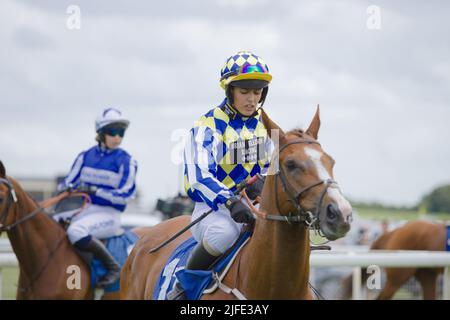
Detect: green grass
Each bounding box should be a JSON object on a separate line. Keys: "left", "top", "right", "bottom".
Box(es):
{"left": 354, "top": 206, "right": 450, "bottom": 222}
{"left": 1, "top": 267, "right": 19, "bottom": 300}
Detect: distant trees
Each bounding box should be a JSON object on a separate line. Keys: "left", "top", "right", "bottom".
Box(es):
{"left": 421, "top": 184, "right": 450, "bottom": 214}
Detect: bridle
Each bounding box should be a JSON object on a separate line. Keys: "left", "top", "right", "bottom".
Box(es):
{"left": 245, "top": 139, "right": 337, "bottom": 232}
{"left": 0, "top": 177, "right": 37, "bottom": 233}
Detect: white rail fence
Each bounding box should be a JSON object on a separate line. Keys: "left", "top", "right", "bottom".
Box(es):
{"left": 0, "top": 239, "right": 449, "bottom": 300}
{"left": 311, "top": 249, "right": 450, "bottom": 299}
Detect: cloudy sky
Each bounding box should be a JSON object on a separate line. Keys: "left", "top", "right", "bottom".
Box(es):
{"left": 1, "top": 0, "right": 449, "bottom": 209}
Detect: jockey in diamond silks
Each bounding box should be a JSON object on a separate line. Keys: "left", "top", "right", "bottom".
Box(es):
{"left": 167, "top": 51, "right": 275, "bottom": 300}
{"left": 56, "top": 108, "right": 138, "bottom": 288}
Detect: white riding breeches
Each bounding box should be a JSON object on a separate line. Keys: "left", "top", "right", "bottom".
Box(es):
{"left": 190, "top": 200, "right": 248, "bottom": 256}
{"left": 53, "top": 204, "right": 121, "bottom": 244}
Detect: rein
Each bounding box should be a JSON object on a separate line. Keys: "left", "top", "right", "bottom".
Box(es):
{"left": 0, "top": 178, "right": 89, "bottom": 232}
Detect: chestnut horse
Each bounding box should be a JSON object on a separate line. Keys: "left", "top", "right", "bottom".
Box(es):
{"left": 0, "top": 161, "right": 146, "bottom": 299}
{"left": 340, "top": 220, "right": 447, "bottom": 300}
{"left": 121, "top": 107, "right": 353, "bottom": 300}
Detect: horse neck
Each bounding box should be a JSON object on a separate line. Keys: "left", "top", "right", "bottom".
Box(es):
{"left": 239, "top": 176, "right": 311, "bottom": 299}
{"left": 6, "top": 183, "right": 66, "bottom": 276}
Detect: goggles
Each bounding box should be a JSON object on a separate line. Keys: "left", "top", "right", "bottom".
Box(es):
{"left": 102, "top": 127, "right": 125, "bottom": 138}
{"left": 221, "top": 62, "right": 268, "bottom": 81}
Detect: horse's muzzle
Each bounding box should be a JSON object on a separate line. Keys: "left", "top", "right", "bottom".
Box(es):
{"left": 320, "top": 203, "right": 352, "bottom": 240}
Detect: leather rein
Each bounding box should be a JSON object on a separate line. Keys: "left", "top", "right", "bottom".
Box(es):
{"left": 0, "top": 178, "right": 76, "bottom": 232}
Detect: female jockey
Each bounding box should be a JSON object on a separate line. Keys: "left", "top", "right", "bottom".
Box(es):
{"left": 57, "top": 108, "right": 138, "bottom": 288}
{"left": 168, "top": 50, "right": 274, "bottom": 299}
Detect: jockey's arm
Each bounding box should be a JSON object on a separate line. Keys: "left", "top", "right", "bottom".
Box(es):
{"left": 57, "top": 151, "right": 85, "bottom": 192}
{"left": 184, "top": 126, "right": 234, "bottom": 211}
{"left": 94, "top": 157, "right": 138, "bottom": 205}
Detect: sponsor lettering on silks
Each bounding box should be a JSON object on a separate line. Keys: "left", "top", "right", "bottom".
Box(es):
{"left": 229, "top": 136, "right": 266, "bottom": 164}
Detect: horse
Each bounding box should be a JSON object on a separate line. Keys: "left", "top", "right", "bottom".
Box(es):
{"left": 339, "top": 220, "right": 447, "bottom": 300}
{"left": 120, "top": 106, "right": 353, "bottom": 300}
{"left": 0, "top": 161, "right": 147, "bottom": 299}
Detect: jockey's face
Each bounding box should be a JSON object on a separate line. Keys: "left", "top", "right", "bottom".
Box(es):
{"left": 104, "top": 134, "right": 122, "bottom": 149}
{"left": 232, "top": 87, "right": 263, "bottom": 116}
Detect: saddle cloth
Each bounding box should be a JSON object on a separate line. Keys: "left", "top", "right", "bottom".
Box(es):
{"left": 90, "top": 229, "right": 139, "bottom": 292}
{"left": 153, "top": 231, "right": 251, "bottom": 300}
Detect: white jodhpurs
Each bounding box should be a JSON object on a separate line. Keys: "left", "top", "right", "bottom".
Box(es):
{"left": 53, "top": 204, "right": 121, "bottom": 244}
{"left": 190, "top": 201, "right": 246, "bottom": 256}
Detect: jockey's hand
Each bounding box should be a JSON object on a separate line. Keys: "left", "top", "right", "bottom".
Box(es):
{"left": 245, "top": 175, "right": 265, "bottom": 200}
{"left": 56, "top": 183, "right": 74, "bottom": 195}
{"left": 77, "top": 184, "right": 98, "bottom": 195}
{"left": 225, "top": 197, "right": 255, "bottom": 224}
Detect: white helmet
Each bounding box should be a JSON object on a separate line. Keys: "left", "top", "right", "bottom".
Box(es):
{"left": 95, "top": 108, "right": 130, "bottom": 132}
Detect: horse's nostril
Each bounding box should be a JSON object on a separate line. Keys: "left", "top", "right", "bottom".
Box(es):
{"left": 346, "top": 212, "right": 353, "bottom": 224}
{"left": 327, "top": 204, "right": 337, "bottom": 220}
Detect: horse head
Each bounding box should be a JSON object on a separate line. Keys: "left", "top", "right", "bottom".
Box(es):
{"left": 0, "top": 161, "right": 21, "bottom": 229}
{"left": 261, "top": 106, "right": 352, "bottom": 241}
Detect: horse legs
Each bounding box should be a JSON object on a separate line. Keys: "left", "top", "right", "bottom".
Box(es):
{"left": 376, "top": 268, "right": 415, "bottom": 300}
{"left": 415, "top": 269, "right": 437, "bottom": 300}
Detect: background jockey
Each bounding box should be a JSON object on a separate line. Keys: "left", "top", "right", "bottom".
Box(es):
{"left": 56, "top": 108, "right": 138, "bottom": 288}
{"left": 168, "top": 50, "right": 275, "bottom": 300}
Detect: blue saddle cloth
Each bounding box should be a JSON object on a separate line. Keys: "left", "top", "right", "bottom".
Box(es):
{"left": 446, "top": 226, "right": 450, "bottom": 252}
{"left": 153, "top": 231, "right": 251, "bottom": 300}
{"left": 90, "top": 230, "right": 139, "bottom": 292}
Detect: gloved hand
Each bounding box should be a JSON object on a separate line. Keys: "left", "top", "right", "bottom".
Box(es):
{"left": 245, "top": 175, "right": 265, "bottom": 200}
{"left": 56, "top": 183, "right": 74, "bottom": 195}
{"left": 76, "top": 184, "right": 98, "bottom": 195}
{"left": 225, "top": 197, "right": 255, "bottom": 224}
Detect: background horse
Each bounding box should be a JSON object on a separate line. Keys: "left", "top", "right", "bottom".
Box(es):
{"left": 340, "top": 220, "right": 447, "bottom": 300}
{"left": 0, "top": 161, "right": 147, "bottom": 299}
{"left": 121, "top": 107, "right": 353, "bottom": 300}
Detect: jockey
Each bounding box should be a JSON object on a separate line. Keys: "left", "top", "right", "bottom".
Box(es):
{"left": 167, "top": 51, "right": 274, "bottom": 300}
{"left": 57, "top": 108, "right": 138, "bottom": 288}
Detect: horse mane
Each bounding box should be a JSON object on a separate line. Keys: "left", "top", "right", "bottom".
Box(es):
{"left": 287, "top": 128, "right": 314, "bottom": 140}
{"left": 287, "top": 128, "right": 304, "bottom": 137}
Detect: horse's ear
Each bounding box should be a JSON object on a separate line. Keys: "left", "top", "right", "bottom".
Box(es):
{"left": 306, "top": 104, "right": 321, "bottom": 140}
{"left": 0, "top": 161, "right": 5, "bottom": 178}
{"left": 261, "top": 108, "right": 287, "bottom": 145}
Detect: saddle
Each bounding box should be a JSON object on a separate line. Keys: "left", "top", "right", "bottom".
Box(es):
{"left": 154, "top": 231, "right": 251, "bottom": 300}
{"left": 52, "top": 194, "right": 88, "bottom": 229}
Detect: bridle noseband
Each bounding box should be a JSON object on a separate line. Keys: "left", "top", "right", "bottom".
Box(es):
{"left": 0, "top": 178, "right": 19, "bottom": 231}
{"left": 270, "top": 139, "right": 337, "bottom": 229}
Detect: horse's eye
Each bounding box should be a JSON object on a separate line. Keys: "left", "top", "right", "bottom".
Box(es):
{"left": 285, "top": 159, "right": 301, "bottom": 172}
